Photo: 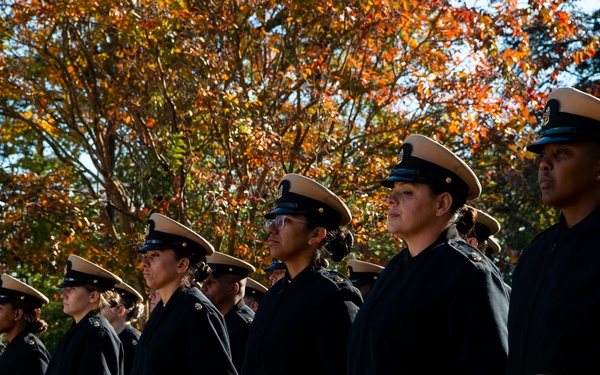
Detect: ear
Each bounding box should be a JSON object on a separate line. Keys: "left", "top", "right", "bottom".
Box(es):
{"left": 230, "top": 281, "right": 240, "bottom": 296}
{"left": 176, "top": 258, "right": 190, "bottom": 274}
{"left": 467, "top": 237, "right": 479, "bottom": 247}
{"left": 435, "top": 192, "right": 453, "bottom": 216}
{"left": 308, "top": 227, "right": 327, "bottom": 245}
{"left": 14, "top": 308, "right": 24, "bottom": 322}
{"left": 89, "top": 291, "right": 100, "bottom": 303}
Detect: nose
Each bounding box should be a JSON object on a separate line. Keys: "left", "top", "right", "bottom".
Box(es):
{"left": 266, "top": 224, "right": 277, "bottom": 235}
{"left": 538, "top": 156, "right": 552, "bottom": 171}
{"left": 386, "top": 193, "right": 397, "bottom": 206}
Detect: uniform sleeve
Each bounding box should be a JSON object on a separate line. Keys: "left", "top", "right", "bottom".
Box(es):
{"left": 449, "top": 266, "right": 509, "bottom": 374}
{"left": 183, "top": 306, "right": 238, "bottom": 375}
{"left": 318, "top": 287, "right": 361, "bottom": 375}
{"left": 20, "top": 344, "right": 50, "bottom": 374}
{"left": 80, "top": 323, "right": 124, "bottom": 375}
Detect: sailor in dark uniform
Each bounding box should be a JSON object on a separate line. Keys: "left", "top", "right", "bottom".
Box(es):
{"left": 0, "top": 274, "right": 51, "bottom": 375}
{"left": 131, "top": 213, "right": 237, "bottom": 375}
{"left": 346, "top": 259, "right": 384, "bottom": 300}
{"left": 243, "top": 278, "right": 268, "bottom": 312}
{"left": 264, "top": 258, "right": 287, "bottom": 286}
{"left": 241, "top": 174, "right": 362, "bottom": 375}
{"left": 102, "top": 281, "right": 144, "bottom": 375}
{"left": 347, "top": 134, "right": 510, "bottom": 374}
{"left": 46, "top": 254, "right": 125, "bottom": 375}
{"left": 202, "top": 251, "right": 256, "bottom": 372}
{"left": 458, "top": 205, "right": 502, "bottom": 258}
{"left": 508, "top": 87, "right": 600, "bottom": 374}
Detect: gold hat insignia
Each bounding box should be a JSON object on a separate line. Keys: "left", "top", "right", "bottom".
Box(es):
{"left": 277, "top": 184, "right": 284, "bottom": 199}
{"left": 542, "top": 105, "right": 551, "bottom": 127}
{"left": 397, "top": 148, "right": 404, "bottom": 164}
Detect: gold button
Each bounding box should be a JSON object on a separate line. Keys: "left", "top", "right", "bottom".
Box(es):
{"left": 28, "top": 339, "right": 35, "bottom": 345}
{"left": 94, "top": 321, "right": 100, "bottom": 327}
{"left": 470, "top": 252, "right": 482, "bottom": 262}
{"left": 445, "top": 177, "right": 452, "bottom": 184}
{"left": 195, "top": 303, "right": 203, "bottom": 310}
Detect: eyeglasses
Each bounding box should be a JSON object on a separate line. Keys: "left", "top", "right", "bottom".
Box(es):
{"left": 265, "top": 215, "right": 308, "bottom": 230}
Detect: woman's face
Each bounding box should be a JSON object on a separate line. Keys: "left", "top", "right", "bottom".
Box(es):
{"left": 61, "top": 286, "right": 96, "bottom": 322}
{"left": 268, "top": 269, "right": 286, "bottom": 286}
{"left": 266, "top": 215, "right": 313, "bottom": 264}
{"left": 140, "top": 249, "right": 181, "bottom": 291}
{"left": 537, "top": 142, "right": 600, "bottom": 209}
{"left": 0, "top": 302, "right": 17, "bottom": 335}
{"left": 386, "top": 182, "right": 439, "bottom": 239}
{"left": 148, "top": 289, "right": 161, "bottom": 313}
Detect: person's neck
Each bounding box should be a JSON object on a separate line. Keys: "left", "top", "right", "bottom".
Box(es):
{"left": 218, "top": 297, "right": 240, "bottom": 316}
{"left": 158, "top": 281, "right": 183, "bottom": 306}
{"left": 561, "top": 200, "right": 600, "bottom": 229}
{"left": 112, "top": 321, "right": 130, "bottom": 334}
{"left": 73, "top": 306, "right": 98, "bottom": 324}
{"left": 5, "top": 323, "right": 26, "bottom": 343}
{"left": 403, "top": 223, "right": 448, "bottom": 258}
{"left": 285, "top": 255, "right": 312, "bottom": 280}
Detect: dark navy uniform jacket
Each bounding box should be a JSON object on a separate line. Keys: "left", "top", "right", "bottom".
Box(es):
{"left": 46, "top": 309, "right": 124, "bottom": 375}
{"left": 118, "top": 324, "right": 141, "bottom": 375}
{"left": 0, "top": 331, "right": 50, "bottom": 375}
{"left": 130, "top": 286, "right": 237, "bottom": 375}
{"left": 241, "top": 267, "right": 362, "bottom": 375}
{"left": 508, "top": 205, "right": 600, "bottom": 374}
{"left": 225, "top": 299, "right": 254, "bottom": 373}
{"left": 347, "top": 226, "right": 510, "bottom": 375}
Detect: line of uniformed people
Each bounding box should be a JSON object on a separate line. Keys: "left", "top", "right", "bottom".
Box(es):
{"left": 1, "top": 86, "right": 599, "bottom": 374}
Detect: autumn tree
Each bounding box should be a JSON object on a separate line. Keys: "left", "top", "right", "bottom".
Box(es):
{"left": 0, "top": 0, "right": 598, "bottom": 349}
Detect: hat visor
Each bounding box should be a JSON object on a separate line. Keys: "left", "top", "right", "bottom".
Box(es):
{"left": 381, "top": 174, "right": 425, "bottom": 188}
{"left": 526, "top": 135, "right": 583, "bottom": 154}
{"left": 57, "top": 280, "right": 88, "bottom": 288}
{"left": 264, "top": 207, "right": 312, "bottom": 219}
{"left": 136, "top": 244, "right": 174, "bottom": 253}
{"left": 265, "top": 263, "right": 287, "bottom": 271}
{"left": 0, "top": 296, "right": 11, "bottom": 304}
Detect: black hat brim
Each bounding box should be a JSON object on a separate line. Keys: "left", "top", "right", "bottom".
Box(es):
{"left": 57, "top": 280, "right": 88, "bottom": 288}
{"left": 381, "top": 174, "right": 427, "bottom": 188}
{"left": 264, "top": 207, "right": 312, "bottom": 220}
{"left": 265, "top": 263, "right": 287, "bottom": 271}
{"left": 526, "top": 134, "right": 582, "bottom": 154}
{"left": 136, "top": 244, "right": 174, "bottom": 253}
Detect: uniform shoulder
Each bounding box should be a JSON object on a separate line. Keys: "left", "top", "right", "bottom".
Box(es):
{"left": 87, "top": 315, "right": 111, "bottom": 331}
{"left": 180, "top": 287, "right": 216, "bottom": 315}
{"left": 120, "top": 325, "right": 141, "bottom": 341}
{"left": 19, "top": 332, "right": 45, "bottom": 349}
{"left": 235, "top": 304, "right": 254, "bottom": 325}
{"left": 447, "top": 238, "right": 488, "bottom": 267}
{"left": 319, "top": 269, "right": 355, "bottom": 290}
{"left": 529, "top": 223, "right": 557, "bottom": 244}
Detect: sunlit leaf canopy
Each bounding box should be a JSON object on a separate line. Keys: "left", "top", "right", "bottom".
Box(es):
{"left": 0, "top": 0, "right": 598, "bottom": 293}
